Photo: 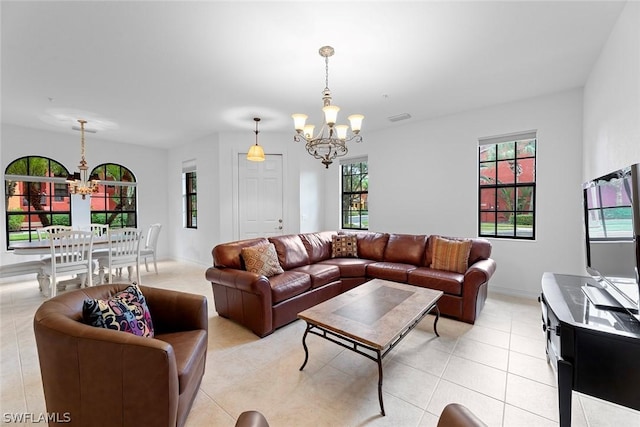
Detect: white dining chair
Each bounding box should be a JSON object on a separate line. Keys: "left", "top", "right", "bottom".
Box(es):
{"left": 97, "top": 228, "right": 142, "bottom": 285}
{"left": 37, "top": 225, "right": 72, "bottom": 241}
{"left": 43, "top": 230, "right": 94, "bottom": 298}
{"left": 140, "top": 223, "right": 162, "bottom": 274}
{"left": 82, "top": 223, "right": 109, "bottom": 237}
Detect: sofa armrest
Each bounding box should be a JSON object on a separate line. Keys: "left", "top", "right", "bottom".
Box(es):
{"left": 34, "top": 315, "right": 180, "bottom": 426}
{"left": 205, "top": 267, "right": 272, "bottom": 302}
{"left": 459, "top": 258, "right": 496, "bottom": 323}
{"left": 141, "top": 285, "right": 208, "bottom": 334}
{"left": 464, "top": 258, "right": 496, "bottom": 286}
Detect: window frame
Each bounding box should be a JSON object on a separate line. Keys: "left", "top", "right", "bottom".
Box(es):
{"left": 340, "top": 158, "right": 368, "bottom": 231}
{"left": 185, "top": 171, "right": 197, "bottom": 229}
{"left": 478, "top": 133, "right": 537, "bottom": 240}
{"left": 89, "top": 163, "right": 137, "bottom": 229}
{"left": 4, "top": 156, "right": 72, "bottom": 248}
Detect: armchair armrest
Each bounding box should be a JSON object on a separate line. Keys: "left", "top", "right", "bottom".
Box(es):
{"left": 141, "top": 285, "right": 208, "bottom": 334}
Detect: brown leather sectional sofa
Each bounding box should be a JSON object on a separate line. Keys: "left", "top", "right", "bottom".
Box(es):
{"left": 206, "top": 231, "right": 496, "bottom": 337}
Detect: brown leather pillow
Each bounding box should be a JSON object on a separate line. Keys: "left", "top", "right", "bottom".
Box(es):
{"left": 241, "top": 243, "right": 284, "bottom": 277}
{"left": 331, "top": 234, "right": 358, "bottom": 258}
{"left": 431, "top": 236, "right": 472, "bottom": 274}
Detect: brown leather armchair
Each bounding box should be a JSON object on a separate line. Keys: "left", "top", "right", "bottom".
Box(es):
{"left": 438, "top": 403, "right": 487, "bottom": 427}
{"left": 33, "top": 284, "right": 208, "bottom": 427}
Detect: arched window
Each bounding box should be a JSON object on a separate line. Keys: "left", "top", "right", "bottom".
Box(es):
{"left": 5, "top": 156, "right": 71, "bottom": 247}
{"left": 89, "top": 163, "right": 137, "bottom": 228}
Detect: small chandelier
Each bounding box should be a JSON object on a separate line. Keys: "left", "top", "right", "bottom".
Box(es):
{"left": 292, "top": 46, "right": 364, "bottom": 168}
{"left": 247, "top": 117, "right": 265, "bottom": 162}
{"left": 67, "top": 119, "right": 99, "bottom": 199}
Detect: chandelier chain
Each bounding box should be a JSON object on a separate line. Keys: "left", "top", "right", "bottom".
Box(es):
{"left": 325, "top": 55, "right": 330, "bottom": 91}
{"left": 80, "top": 120, "right": 86, "bottom": 162}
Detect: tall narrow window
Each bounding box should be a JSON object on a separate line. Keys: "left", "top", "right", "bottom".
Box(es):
{"left": 182, "top": 159, "right": 197, "bottom": 229}
{"left": 4, "top": 156, "right": 71, "bottom": 247}
{"left": 186, "top": 171, "right": 197, "bottom": 228}
{"left": 479, "top": 132, "right": 536, "bottom": 239}
{"left": 90, "top": 163, "right": 137, "bottom": 228}
{"left": 341, "top": 158, "right": 368, "bottom": 230}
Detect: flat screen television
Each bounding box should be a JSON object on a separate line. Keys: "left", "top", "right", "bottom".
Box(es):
{"left": 582, "top": 163, "right": 640, "bottom": 319}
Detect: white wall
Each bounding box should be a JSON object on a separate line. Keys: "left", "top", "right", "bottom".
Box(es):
{"left": 166, "top": 129, "right": 309, "bottom": 268}
{"left": 167, "top": 134, "right": 220, "bottom": 267}
{"left": 324, "top": 89, "right": 585, "bottom": 298}
{"left": 215, "top": 130, "right": 302, "bottom": 244}
{"left": 1, "top": 123, "right": 168, "bottom": 267}
{"left": 583, "top": 1, "right": 640, "bottom": 180}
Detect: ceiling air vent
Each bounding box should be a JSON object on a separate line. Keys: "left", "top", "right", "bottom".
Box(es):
{"left": 387, "top": 113, "right": 412, "bottom": 122}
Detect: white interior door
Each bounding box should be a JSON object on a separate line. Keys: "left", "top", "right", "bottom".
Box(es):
{"left": 238, "top": 154, "right": 284, "bottom": 239}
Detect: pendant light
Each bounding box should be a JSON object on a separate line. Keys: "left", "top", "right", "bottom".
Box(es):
{"left": 247, "top": 117, "right": 265, "bottom": 162}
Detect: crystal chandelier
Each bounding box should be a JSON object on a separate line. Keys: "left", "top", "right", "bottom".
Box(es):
{"left": 292, "top": 46, "right": 364, "bottom": 168}
{"left": 67, "top": 119, "right": 99, "bottom": 199}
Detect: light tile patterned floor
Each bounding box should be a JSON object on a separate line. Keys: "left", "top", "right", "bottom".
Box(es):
{"left": 1, "top": 260, "right": 639, "bottom": 426}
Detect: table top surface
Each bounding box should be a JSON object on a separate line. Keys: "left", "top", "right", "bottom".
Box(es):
{"left": 298, "top": 279, "right": 442, "bottom": 349}
{"left": 9, "top": 236, "right": 110, "bottom": 254}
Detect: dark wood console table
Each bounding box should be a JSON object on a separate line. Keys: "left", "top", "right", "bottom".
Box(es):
{"left": 540, "top": 272, "right": 640, "bottom": 427}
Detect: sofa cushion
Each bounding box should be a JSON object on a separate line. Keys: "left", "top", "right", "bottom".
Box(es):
{"left": 300, "top": 231, "right": 336, "bottom": 263}
{"left": 384, "top": 234, "right": 427, "bottom": 265}
{"left": 342, "top": 231, "right": 389, "bottom": 261}
{"left": 331, "top": 234, "right": 358, "bottom": 258}
{"left": 468, "top": 238, "right": 492, "bottom": 265}
{"left": 155, "top": 329, "right": 207, "bottom": 394}
{"left": 268, "top": 271, "right": 312, "bottom": 304}
{"left": 241, "top": 243, "right": 284, "bottom": 277}
{"left": 366, "top": 262, "right": 417, "bottom": 282}
{"left": 319, "top": 258, "right": 374, "bottom": 278}
{"left": 425, "top": 235, "right": 491, "bottom": 268}
{"left": 408, "top": 267, "right": 464, "bottom": 295}
{"left": 291, "top": 264, "right": 340, "bottom": 289}
{"left": 82, "top": 283, "right": 155, "bottom": 337}
{"left": 213, "top": 237, "right": 270, "bottom": 269}
{"left": 269, "top": 235, "right": 310, "bottom": 270}
{"left": 431, "top": 236, "right": 472, "bottom": 274}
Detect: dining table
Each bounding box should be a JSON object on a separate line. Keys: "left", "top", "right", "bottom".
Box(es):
{"left": 8, "top": 236, "right": 112, "bottom": 296}
{"left": 9, "top": 235, "right": 111, "bottom": 255}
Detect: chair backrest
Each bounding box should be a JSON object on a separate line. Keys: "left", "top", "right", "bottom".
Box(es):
{"left": 38, "top": 225, "right": 72, "bottom": 241}
{"left": 82, "top": 223, "right": 109, "bottom": 237}
{"left": 109, "top": 228, "right": 142, "bottom": 262}
{"left": 49, "top": 230, "right": 94, "bottom": 269}
{"left": 145, "top": 223, "right": 162, "bottom": 251}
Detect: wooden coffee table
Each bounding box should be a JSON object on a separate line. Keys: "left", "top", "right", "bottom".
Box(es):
{"left": 297, "top": 278, "right": 443, "bottom": 416}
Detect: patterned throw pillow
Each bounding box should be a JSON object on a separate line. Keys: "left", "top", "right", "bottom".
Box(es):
{"left": 241, "top": 243, "right": 284, "bottom": 277}
{"left": 331, "top": 234, "right": 358, "bottom": 258}
{"left": 431, "top": 236, "right": 473, "bottom": 274}
{"left": 83, "top": 283, "right": 155, "bottom": 337}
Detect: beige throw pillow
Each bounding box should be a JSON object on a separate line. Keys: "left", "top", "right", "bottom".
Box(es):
{"left": 241, "top": 243, "right": 284, "bottom": 277}
{"left": 431, "top": 236, "right": 472, "bottom": 274}
{"left": 331, "top": 235, "right": 358, "bottom": 258}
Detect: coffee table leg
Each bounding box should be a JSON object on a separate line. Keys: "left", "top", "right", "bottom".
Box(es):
{"left": 433, "top": 305, "right": 441, "bottom": 337}
{"left": 300, "top": 323, "right": 311, "bottom": 371}
{"left": 376, "top": 350, "right": 385, "bottom": 416}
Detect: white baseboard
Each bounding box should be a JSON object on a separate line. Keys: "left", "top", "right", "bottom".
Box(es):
{"left": 489, "top": 284, "right": 540, "bottom": 300}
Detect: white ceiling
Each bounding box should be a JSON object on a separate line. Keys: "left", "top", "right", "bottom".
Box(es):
{"left": 1, "top": 1, "right": 626, "bottom": 149}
